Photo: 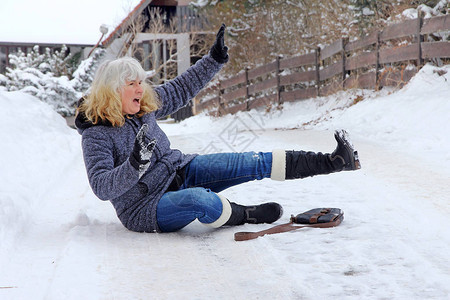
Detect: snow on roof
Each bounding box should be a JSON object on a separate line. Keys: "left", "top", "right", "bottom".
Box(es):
{"left": 0, "top": 0, "right": 142, "bottom": 45}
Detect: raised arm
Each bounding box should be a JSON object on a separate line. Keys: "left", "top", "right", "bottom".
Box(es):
{"left": 154, "top": 24, "right": 229, "bottom": 119}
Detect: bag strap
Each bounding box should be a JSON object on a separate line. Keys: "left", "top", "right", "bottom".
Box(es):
{"left": 234, "top": 212, "right": 343, "bottom": 241}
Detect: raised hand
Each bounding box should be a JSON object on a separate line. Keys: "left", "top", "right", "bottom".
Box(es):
{"left": 210, "top": 23, "right": 229, "bottom": 64}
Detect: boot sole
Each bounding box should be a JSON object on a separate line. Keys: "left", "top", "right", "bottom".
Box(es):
{"left": 335, "top": 130, "right": 361, "bottom": 170}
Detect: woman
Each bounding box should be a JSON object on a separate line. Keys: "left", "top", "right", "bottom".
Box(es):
{"left": 76, "top": 24, "right": 361, "bottom": 233}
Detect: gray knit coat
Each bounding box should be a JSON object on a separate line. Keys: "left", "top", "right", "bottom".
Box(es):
{"left": 76, "top": 54, "right": 223, "bottom": 232}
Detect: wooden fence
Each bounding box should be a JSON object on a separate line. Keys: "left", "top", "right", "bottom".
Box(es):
{"left": 195, "top": 14, "right": 450, "bottom": 116}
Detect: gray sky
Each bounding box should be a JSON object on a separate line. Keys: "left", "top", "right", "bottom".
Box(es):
{"left": 0, "top": 0, "right": 141, "bottom": 45}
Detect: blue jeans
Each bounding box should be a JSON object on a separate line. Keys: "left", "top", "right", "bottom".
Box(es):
{"left": 156, "top": 152, "right": 273, "bottom": 232}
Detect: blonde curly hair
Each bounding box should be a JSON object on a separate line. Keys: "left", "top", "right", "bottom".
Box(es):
{"left": 78, "top": 57, "right": 160, "bottom": 127}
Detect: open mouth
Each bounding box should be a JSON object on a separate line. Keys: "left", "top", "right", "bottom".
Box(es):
{"left": 133, "top": 98, "right": 140, "bottom": 104}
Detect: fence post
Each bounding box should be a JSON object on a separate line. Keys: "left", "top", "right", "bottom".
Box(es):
{"left": 342, "top": 38, "right": 348, "bottom": 89}
{"left": 375, "top": 31, "right": 381, "bottom": 90}
{"left": 245, "top": 67, "right": 250, "bottom": 111}
{"left": 315, "top": 47, "right": 321, "bottom": 97}
{"left": 276, "top": 56, "right": 282, "bottom": 105}
{"left": 218, "top": 81, "right": 223, "bottom": 116}
{"left": 417, "top": 11, "right": 424, "bottom": 67}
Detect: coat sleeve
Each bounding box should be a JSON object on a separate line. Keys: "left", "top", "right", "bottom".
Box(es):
{"left": 82, "top": 130, "right": 139, "bottom": 200}
{"left": 154, "top": 54, "right": 223, "bottom": 119}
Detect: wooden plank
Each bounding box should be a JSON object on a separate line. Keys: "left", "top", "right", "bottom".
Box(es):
{"left": 220, "top": 72, "right": 246, "bottom": 90}
{"left": 320, "top": 80, "right": 342, "bottom": 96}
{"left": 345, "top": 52, "right": 377, "bottom": 70}
{"left": 345, "top": 31, "right": 378, "bottom": 52}
{"left": 247, "top": 94, "right": 277, "bottom": 111}
{"left": 357, "top": 72, "right": 377, "bottom": 89}
{"left": 248, "top": 61, "right": 277, "bottom": 80}
{"left": 218, "top": 102, "right": 228, "bottom": 116}
{"left": 344, "top": 73, "right": 376, "bottom": 90}
{"left": 206, "top": 109, "right": 220, "bottom": 117}
{"left": 379, "top": 43, "right": 419, "bottom": 64}
{"left": 280, "top": 88, "right": 317, "bottom": 102}
{"left": 248, "top": 77, "right": 278, "bottom": 95}
{"left": 401, "top": 69, "right": 416, "bottom": 85}
{"left": 421, "top": 41, "right": 450, "bottom": 59}
{"left": 221, "top": 86, "right": 247, "bottom": 103}
{"left": 380, "top": 18, "right": 419, "bottom": 41}
{"left": 226, "top": 102, "right": 247, "bottom": 115}
{"left": 279, "top": 70, "right": 316, "bottom": 86}
{"left": 344, "top": 74, "right": 358, "bottom": 89}
{"left": 197, "top": 85, "right": 218, "bottom": 98}
{"left": 379, "top": 68, "right": 417, "bottom": 87}
{"left": 196, "top": 92, "right": 218, "bottom": 104}
{"left": 279, "top": 52, "right": 316, "bottom": 69}
{"left": 248, "top": 94, "right": 277, "bottom": 110}
{"left": 197, "top": 97, "right": 219, "bottom": 111}
{"left": 321, "top": 39, "right": 344, "bottom": 60}
{"left": 319, "top": 61, "right": 343, "bottom": 81}
{"left": 195, "top": 102, "right": 206, "bottom": 112}
{"left": 421, "top": 14, "right": 450, "bottom": 34}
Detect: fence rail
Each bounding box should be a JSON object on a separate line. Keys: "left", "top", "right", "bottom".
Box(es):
{"left": 195, "top": 14, "right": 450, "bottom": 117}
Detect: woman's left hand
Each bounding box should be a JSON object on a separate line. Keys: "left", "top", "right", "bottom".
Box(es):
{"left": 210, "top": 23, "right": 229, "bottom": 64}
{"left": 129, "top": 124, "right": 157, "bottom": 178}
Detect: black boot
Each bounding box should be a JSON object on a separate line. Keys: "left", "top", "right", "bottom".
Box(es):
{"left": 330, "top": 129, "right": 361, "bottom": 171}
{"left": 224, "top": 202, "right": 283, "bottom": 226}
{"left": 271, "top": 129, "right": 361, "bottom": 180}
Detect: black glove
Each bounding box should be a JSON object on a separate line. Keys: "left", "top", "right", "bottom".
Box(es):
{"left": 129, "top": 124, "right": 157, "bottom": 178}
{"left": 210, "top": 23, "right": 229, "bottom": 64}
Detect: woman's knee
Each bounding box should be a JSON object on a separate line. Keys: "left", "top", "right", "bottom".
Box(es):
{"left": 157, "top": 188, "right": 228, "bottom": 230}
{"left": 184, "top": 188, "right": 224, "bottom": 224}
{"left": 158, "top": 187, "right": 222, "bottom": 215}
{"left": 189, "top": 187, "right": 222, "bottom": 211}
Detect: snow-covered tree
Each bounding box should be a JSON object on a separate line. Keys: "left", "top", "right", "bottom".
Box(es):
{"left": 71, "top": 48, "right": 106, "bottom": 95}
{"left": 1, "top": 46, "right": 105, "bottom": 117}
{"left": 0, "top": 73, "right": 7, "bottom": 92}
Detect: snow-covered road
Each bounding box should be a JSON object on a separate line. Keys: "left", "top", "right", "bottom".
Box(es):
{"left": 2, "top": 128, "right": 449, "bottom": 299}
{"left": 1, "top": 64, "right": 449, "bottom": 299}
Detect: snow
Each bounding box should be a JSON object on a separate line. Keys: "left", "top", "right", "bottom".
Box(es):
{"left": 403, "top": 1, "right": 449, "bottom": 19}
{"left": 1, "top": 64, "right": 449, "bottom": 299}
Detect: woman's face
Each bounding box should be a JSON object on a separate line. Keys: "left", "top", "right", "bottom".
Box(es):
{"left": 120, "top": 78, "right": 143, "bottom": 115}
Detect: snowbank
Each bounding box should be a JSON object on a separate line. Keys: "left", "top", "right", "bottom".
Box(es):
{"left": 0, "top": 91, "right": 113, "bottom": 261}
{"left": 0, "top": 92, "right": 71, "bottom": 252}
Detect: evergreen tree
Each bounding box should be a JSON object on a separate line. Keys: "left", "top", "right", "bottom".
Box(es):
{"left": 48, "top": 45, "right": 73, "bottom": 77}
{"left": 0, "top": 46, "right": 105, "bottom": 117}
{"left": 71, "top": 48, "right": 106, "bottom": 95}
